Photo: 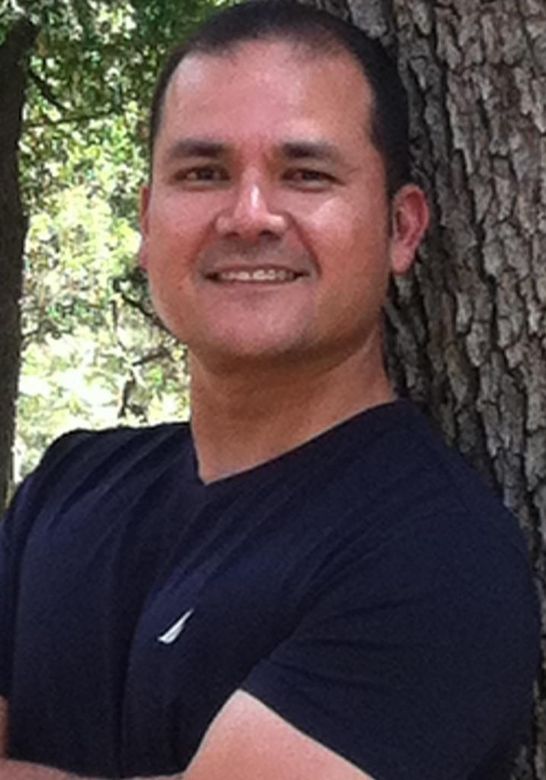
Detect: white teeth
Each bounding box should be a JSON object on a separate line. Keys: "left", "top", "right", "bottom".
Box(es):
{"left": 215, "top": 269, "right": 297, "bottom": 283}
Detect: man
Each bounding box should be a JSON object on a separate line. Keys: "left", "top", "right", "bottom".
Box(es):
{"left": 0, "top": 2, "right": 539, "bottom": 778}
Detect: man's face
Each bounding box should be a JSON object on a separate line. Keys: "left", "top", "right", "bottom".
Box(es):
{"left": 140, "top": 40, "right": 423, "bottom": 372}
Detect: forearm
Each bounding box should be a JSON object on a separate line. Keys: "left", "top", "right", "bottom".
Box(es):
{"left": 0, "top": 758, "right": 88, "bottom": 779}
{"left": 0, "top": 759, "right": 179, "bottom": 780}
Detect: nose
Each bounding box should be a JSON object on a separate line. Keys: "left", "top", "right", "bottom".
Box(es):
{"left": 214, "top": 176, "right": 288, "bottom": 242}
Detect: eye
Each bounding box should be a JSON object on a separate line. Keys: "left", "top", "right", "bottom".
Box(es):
{"left": 173, "top": 166, "right": 229, "bottom": 186}
{"left": 284, "top": 168, "right": 336, "bottom": 188}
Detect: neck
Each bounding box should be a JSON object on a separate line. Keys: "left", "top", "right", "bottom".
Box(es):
{"left": 189, "top": 342, "right": 395, "bottom": 484}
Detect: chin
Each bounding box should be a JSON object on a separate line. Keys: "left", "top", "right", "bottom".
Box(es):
{"left": 190, "top": 335, "right": 311, "bottom": 372}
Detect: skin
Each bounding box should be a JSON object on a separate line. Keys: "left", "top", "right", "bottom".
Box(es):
{"left": 0, "top": 38, "right": 428, "bottom": 779}
{"left": 140, "top": 40, "right": 429, "bottom": 483}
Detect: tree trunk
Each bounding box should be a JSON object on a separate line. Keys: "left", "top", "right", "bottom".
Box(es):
{"left": 0, "top": 18, "right": 37, "bottom": 512}
{"left": 321, "top": 0, "right": 546, "bottom": 776}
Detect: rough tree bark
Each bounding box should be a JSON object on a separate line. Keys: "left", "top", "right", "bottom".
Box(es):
{"left": 0, "top": 19, "right": 37, "bottom": 512}
{"left": 332, "top": 0, "right": 546, "bottom": 777}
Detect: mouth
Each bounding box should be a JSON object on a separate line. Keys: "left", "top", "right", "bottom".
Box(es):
{"left": 206, "top": 267, "right": 306, "bottom": 284}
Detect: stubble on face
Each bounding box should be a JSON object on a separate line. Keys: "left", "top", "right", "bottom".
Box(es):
{"left": 141, "top": 40, "right": 396, "bottom": 378}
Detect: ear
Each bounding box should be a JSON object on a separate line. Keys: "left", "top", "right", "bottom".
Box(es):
{"left": 138, "top": 184, "right": 151, "bottom": 271}
{"left": 388, "top": 184, "right": 429, "bottom": 276}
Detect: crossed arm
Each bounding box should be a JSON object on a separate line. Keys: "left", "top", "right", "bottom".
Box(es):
{"left": 0, "top": 693, "right": 372, "bottom": 780}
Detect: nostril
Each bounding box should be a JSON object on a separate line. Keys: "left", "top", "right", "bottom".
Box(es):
{"left": 214, "top": 209, "right": 288, "bottom": 241}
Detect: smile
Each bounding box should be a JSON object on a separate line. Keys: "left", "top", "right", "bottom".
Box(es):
{"left": 209, "top": 268, "right": 304, "bottom": 283}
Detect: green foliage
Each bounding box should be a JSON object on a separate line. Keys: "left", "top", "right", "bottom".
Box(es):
{"left": 15, "top": 0, "right": 218, "bottom": 206}
{"left": 2, "top": 0, "right": 222, "bottom": 479}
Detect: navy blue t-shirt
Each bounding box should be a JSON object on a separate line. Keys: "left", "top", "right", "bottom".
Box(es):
{"left": 0, "top": 401, "right": 540, "bottom": 778}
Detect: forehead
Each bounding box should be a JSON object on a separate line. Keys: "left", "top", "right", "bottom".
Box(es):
{"left": 158, "top": 40, "right": 375, "bottom": 150}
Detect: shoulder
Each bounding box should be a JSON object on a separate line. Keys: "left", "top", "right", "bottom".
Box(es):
{"left": 335, "top": 400, "right": 526, "bottom": 547}
{"left": 304, "top": 401, "right": 538, "bottom": 651}
{"left": 46, "top": 419, "right": 185, "bottom": 467}
{"left": 38, "top": 421, "right": 189, "bottom": 467}
{"left": 268, "top": 400, "right": 534, "bottom": 606}
{"left": 2, "top": 422, "right": 190, "bottom": 545}
{"left": 241, "top": 406, "right": 539, "bottom": 777}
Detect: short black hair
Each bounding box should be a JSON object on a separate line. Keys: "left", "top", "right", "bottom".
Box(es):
{"left": 148, "top": 0, "right": 411, "bottom": 196}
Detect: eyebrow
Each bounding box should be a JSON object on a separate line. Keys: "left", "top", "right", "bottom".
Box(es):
{"left": 164, "top": 139, "right": 227, "bottom": 162}
{"left": 163, "top": 138, "right": 345, "bottom": 166}
{"left": 280, "top": 140, "right": 345, "bottom": 165}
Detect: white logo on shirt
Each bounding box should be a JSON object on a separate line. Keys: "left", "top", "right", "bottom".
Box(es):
{"left": 157, "top": 609, "right": 194, "bottom": 644}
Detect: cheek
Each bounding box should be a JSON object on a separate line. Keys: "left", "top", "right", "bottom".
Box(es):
{"left": 294, "top": 199, "right": 353, "bottom": 262}
{"left": 301, "top": 200, "right": 391, "bottom": 325}
{"left": 302, "top": 199, "right": 388, "bottom": 272}
{"left": 144, "top": 207, "right": 208, "bottom": 286}
{"left": 148, "top": 194, "right": 213, "bottom": 249}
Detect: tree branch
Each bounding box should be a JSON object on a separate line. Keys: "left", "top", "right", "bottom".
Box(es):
{"left": 28, "top": 68, "right": 67, "bottom": 112}
{"left": 112, "top": 280, "right": 169, "bottom": 334}
{"left": 25, "top": 110, "right": 116, "bottom": 128}
{"left": 132, "top": 346, "right": 172, "bottom": 367}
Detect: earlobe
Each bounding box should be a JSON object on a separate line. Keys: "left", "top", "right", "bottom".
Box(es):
{"left": 138, "top": 184, "right": 151, "bottom": 271}
{"left": 138, "top": 240, "right": 148, "bottom": 272}
{"left": 389, "top": 184, "right": 429, "bottom": 276}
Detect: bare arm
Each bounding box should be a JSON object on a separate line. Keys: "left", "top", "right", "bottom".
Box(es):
{"left": 0, "top": 760, "right": 89, "bottom": 779}
{"left": 0, "top": 691, "right": 372, "bottom": 780}
{"left": 184, "top": 690, "right": 374, "bottom": 780}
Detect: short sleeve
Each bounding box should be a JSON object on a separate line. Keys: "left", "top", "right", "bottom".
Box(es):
{"left": 0, "top": 477, "right": 36, "bottom": 697}
{"left": 0, "top": 431, "right": 93, "bottom": 698}
{"left": 242, "top": 512, "right": 539, "bottom": 780}
{"left": 0, "top": 499, "right": 14, "bottom": 695}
